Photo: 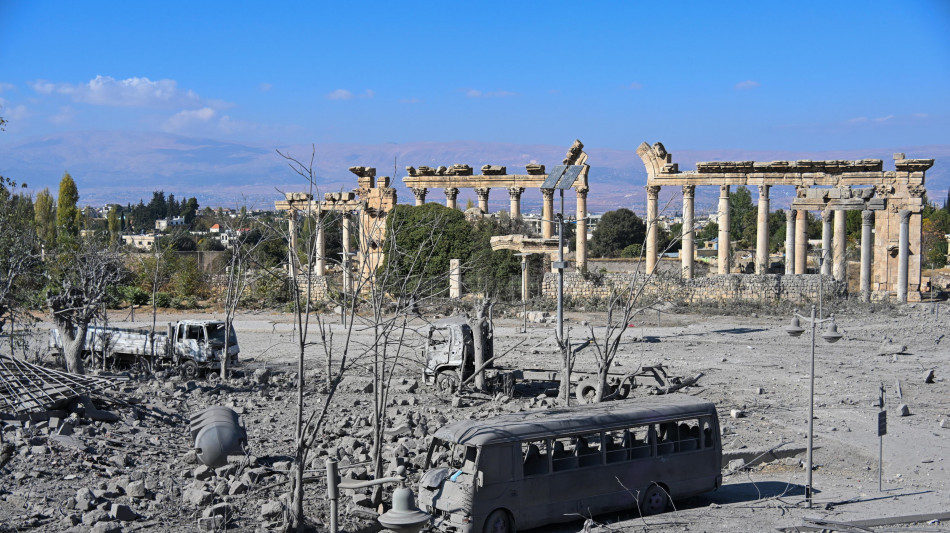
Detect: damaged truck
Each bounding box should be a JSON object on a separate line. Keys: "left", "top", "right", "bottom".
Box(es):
{"left": 50, "top": 320, "right": 239, "bottom": 378}
{"left": 422, "top": 317, "right": 495, "bottom": 398}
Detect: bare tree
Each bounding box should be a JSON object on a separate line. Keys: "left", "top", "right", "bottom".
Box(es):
{"left": 0, "top": 176, "right": 39, "bottom": 356}
{"left": 46, "top": 237, "right": 126, "bottom": 374}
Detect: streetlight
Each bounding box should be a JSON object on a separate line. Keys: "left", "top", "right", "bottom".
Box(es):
{"left": 514, "top": 252, "right": 530, "bottom": 333}
{"left": 785, "top": 305, "right": 843, "bottom": 508}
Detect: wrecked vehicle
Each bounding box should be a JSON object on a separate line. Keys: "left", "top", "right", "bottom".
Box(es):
{"left": 418, "top": 396, "right": 722, "bottom": 532}
{"left": 422, "top": 317, "right": 494, "bottom": 398}
{"left": 50, "top": 320, "right": 239, "bottom": 378}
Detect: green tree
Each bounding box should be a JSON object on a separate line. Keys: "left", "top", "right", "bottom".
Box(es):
{"left": 181, "top": 197, "right": 200, "bottom": 224}
{"left": 729, "top": 186, "right": 757, "bottom": 247}
{"left": 589, "top": 208, "right": 646, "bottom": 258}
{"left": 697, "top": 221, "right": 718, "bottom": 243}
{"left": 107, "top": 206, "right": 121, "bottom": 244}
{"left": 34, "top": 188, "right": 56, "bottom": 245}
{"left": 0, "top": 176, "right": 40, "bottom": 340}
{"left": 56, "top": 172, "right": 81, "bottom": 244}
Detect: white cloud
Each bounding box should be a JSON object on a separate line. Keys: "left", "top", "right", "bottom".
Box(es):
{"left": 326, "top": 89, "right": 353, "bottom": 100}
{"left": 912, "top": 112, "right": 928, "bottom": 119}
{"left": 873, "top": 115, "right": 894, "bottom": 123}
{"left": 163, "top": 107, "right": 217, "bottom": 132}
{"left": 29, "top": 75, "right": 212, "bottom": 108}
{"left": 847, "top": 117, "right": 868, "bottom": 124}
{"left": 0, "top": 82, "right": 14, "bottom": 92}
{"left": 734, "top": 80, "right": 760, "bottom": 90}
{"left": 362, "top": 89, "right": 374, "bottom": 99}
{"left": 627, "top": 82, "right": 643, "bottom": 90}
{"left": 465, "top": 89, "right": 516, "bottom": 98}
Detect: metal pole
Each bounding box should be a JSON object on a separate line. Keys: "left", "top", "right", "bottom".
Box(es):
{"left": 806, "top": 304, "right": 816, "bottom": 508}
{"left": 327, "top": 458, "right": 340, "bottom": 533}
{"left": 879, "top": 431, "right": 883, "bottom": 492}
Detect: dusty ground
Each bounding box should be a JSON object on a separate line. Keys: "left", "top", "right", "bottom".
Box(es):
{"left": 1, "top": 300, "right": 947, "bottom": 532}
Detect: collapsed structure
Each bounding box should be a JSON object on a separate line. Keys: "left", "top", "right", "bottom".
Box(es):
{"left": 638, "top": 142, "right": 934, "bottom": 302}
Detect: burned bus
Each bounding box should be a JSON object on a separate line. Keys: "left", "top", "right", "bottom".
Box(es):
{"left": 418, "top": 396, "right": 722, "bottom": 532}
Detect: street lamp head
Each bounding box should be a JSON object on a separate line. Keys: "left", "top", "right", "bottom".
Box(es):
{"left": 822, "top": 321, "right": 843, "bottom": 344}
{"left": 785, "top": 316, "right": 805, "bottom": 337}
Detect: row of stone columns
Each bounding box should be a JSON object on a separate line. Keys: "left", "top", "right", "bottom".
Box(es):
{"left": 409, "top": 185, "right": 589, "bottom": 271}
{"left": 286, "top": 210, "right": 354, "bottom": 290}
{"left": 646, "top": 186, "right": 887, "bottom": 300}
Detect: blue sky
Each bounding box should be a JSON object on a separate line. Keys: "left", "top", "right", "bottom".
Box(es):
{"left": 1, "top": 0, "right": 948, "bottom": 151}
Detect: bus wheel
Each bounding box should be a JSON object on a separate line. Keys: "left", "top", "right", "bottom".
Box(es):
{"left": 575, "top": 379, "right": 598, "bottom": 404}
{"left": 483, "top": 509, "right": 514, "bottom": 533}
{"left": 181, "top": 360, "right": 200, "bottom": 381}
{"left": 641, "top": 484, "right": 669, "bottom": 515}
{"left": 435, "top": 371, "right": 460, "bottom": 400}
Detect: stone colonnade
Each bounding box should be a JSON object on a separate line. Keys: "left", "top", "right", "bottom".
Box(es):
{"left": 637, "top": 142, "right": 933, "bottom": 302}
{"left": 275, "top": 167, "right": 397, "bottom": 294}
{"left": 403, "top": 141, "right": 590, "bottom": 270}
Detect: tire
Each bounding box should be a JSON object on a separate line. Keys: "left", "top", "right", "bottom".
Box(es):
{"left": 575, "top": 379, "right": 598, "bottom": 404}
{"left": 435, "top": 370, "right": 460, "bottom": 400}
{"left": 640, "top": 484, "right": 669, "bottom": 516}
{"left": 181, "top": 360, "right": 200, "bottom": 380}
{"left": 483, "top": 509, "right": 514, "bottom": 533}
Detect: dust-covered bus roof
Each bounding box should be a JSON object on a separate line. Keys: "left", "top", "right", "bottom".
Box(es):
{"left": 433, "top": 396, "right": 717, "bottom": 447}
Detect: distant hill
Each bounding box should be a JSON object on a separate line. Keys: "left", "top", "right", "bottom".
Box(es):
{"left": 1, "top": 131, "right": 947, "bottom": 214}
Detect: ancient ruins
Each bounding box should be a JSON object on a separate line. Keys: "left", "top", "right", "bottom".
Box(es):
{"left": 638, "top": 142, "right": 935, "bottom": 302}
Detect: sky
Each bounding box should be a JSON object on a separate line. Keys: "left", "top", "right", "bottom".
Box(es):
{"left": 1, "top": 1, "right": 949, "bottom": 152}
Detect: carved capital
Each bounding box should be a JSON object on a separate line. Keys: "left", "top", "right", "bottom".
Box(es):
{"left": 507, "top": 186, "right": 525, "bottom": 199}
{"left": 646, "top": 185, "right": 661, "bottom": 200}
{"left": 720, "top": 185, "right": 731, "bottom": 197}
{"left": 908, "top": 184, "right": 926, "bottom": 198}
{"left": 899, "top": 209, "right": 912, "bottom": 224}
{"left": 474, "top": 187, "right": 491, "bottom": 201}
{"left": 541, "top": 189, "right": 555, "bottom": 201}
{"left": 757, "top": 184, "right": 770, "bottom": 198}
{"left": 681, "top": 185, "right": 695, "bottom": 199}
{"left": 411, "top": 187, "right": 428, "bottom": 202}
{"left": 862, "top": 210, "right": 874, "bottom": 225}
{"left": 443, "top": 187, "right": 459, "bottom": 201}
{"left": 786, "top": 210, "right": 796, "bottom": 222}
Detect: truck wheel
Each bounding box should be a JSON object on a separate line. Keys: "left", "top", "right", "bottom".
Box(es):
{"left": 483, "top": 509, "right": 514, "bottom": 533}
{"left": 640, "top": 484, "right": 669, "bottom": 515}
{"left": 181, "top": 360, "right": 200, "bottom": 380}
{"left": 435, "top": 371, "right": 460, "bottom": 400}
{"left": 575, "top": 379, "right": 598, "bottom": 404}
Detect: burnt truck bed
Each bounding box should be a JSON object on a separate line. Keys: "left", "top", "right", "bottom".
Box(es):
{"left": 495, "top": 364, "right": 702, "bottom": 403}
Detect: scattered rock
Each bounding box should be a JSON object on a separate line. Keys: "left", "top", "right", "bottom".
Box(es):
{"left": 878, "top": 338, "right": 907, "bottom": 356}
{"left": 260, "top": 500, "right": 283, "bottom": 519}
{"left": 730, "top": 409, "right": 745, "bottom": 419}
{"left": 924, "top": 369, "right": 935, "bottom": 384}
{"left": 109, "top": 503, "right": 137, "bottom": 522}
{"left": 898, "top": 404, "right": 910, "bottom": 417}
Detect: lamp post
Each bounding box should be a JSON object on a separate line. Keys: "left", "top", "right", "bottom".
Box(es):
{"left": 785, "top": 305, "right": 843, "bottom": 508}
{"left": 514, "top": 252, "right": 530, "bottom": 333}
{"left": 338, "top": 251, "right": 357, "bottom": 326}
{"left": 326, "top": 459, "right": 430, "bottom": 533}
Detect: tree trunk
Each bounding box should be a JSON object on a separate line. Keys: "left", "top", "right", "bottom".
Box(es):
{"left": 471, "top": 316, "right": 485, "bottom": 391}
{"left": 57, "top": 319, "right": 87, "bottom": 374}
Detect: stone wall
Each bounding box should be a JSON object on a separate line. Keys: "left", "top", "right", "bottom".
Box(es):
{"left": 542, "top": 272, "right": 846, "bottom": 305}
{"left": 293, "top": 273, "right": 331, "bottom": 301}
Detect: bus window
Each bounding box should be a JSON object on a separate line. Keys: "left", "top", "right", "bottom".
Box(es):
{"left": 427, "top": 438, "right": 477, "bottom": 475}
{"left": 657, "top": 422, "right": 677, "bottom": 455}
{"left": 551, "top": 437, "right": 578, "bottom": 471}
{"left": 521, "top": 440, "right": 549, "bottom": 476}
{"left": 605, "top": 429, "right": 627, "bottom": 463}
{"left": 576, "top": 433, "right": 602, "bottom": 467}
{"left": 678, "top": 420, "right": 700, "bottom": 452}
{"left": 702, "top": 419, "right": 715, "bottom": 448}
{"left": 628, "top": 426, "right": 653, "bottom": 460}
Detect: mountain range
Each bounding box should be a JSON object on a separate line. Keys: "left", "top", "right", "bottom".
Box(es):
{"left": 1, "top": 131, "right": 947, "bottom": 215}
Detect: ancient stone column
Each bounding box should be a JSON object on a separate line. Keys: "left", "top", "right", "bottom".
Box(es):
{"left": 450, "top": 258, "right": 461, "bottom": 298}
{"left": 756, "top": 185, "right": 770, "bottom": 274}
{"left": 833, "top": 209, "right": 846, "bottom": 281}
{"left": 860, "top": 210, "right": 874, "bottom": 302}
{"left": 341, "top": 213, "right": 352, "bottom": 294}
{"left": 411, "top": 187, "right": 428, "bottom": 207}
{"left": 785, "top": 210, "right": 796, "bottom": 276}
{"left": 315, "top": 214, "right": 326, "bottom": 276}
{"left": 718, "top": 185, "right": 731, "bottom": 275}
{"left": 821, "top": 209, "right": 832, "bottom": 276}
{"left": 682, "top": 185, "right": 695, "bottom": 279}
{"left": 508, "top": 187, "right": 524, "bottom": 220}
{"left": 795, "top": 209, "right": 808, "bottom": 275}
{"left": 520, "top": 254, "right": 529, "bottom": 301}
{"left": 646, "top": 185, "right": 661, "bottom": 274}
{"left": 898, "top": 209, "right": 911, "bottom": 303}
{"left": 287, "top": 212, "right": 298, "bottom": 277}
{"left": 475, "top": 187, "right": 491, "bottom": 214}
{"left": 576, "top": 187, "right": 589, "bottom": 272}
{"left": 444, "top": 187, "right": 459, "bottom": 210}
{"left": 541, "top": 189, "right": 554, "bottom": 239}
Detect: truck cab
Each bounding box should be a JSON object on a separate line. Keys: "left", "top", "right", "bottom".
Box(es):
{"left": 171, "top": 320, "right": 239, "bottom": 376}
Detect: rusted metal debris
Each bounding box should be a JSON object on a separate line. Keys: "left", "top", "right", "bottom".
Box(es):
{"left": 0, "top": 354, "right": 121, "bottom": 416}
